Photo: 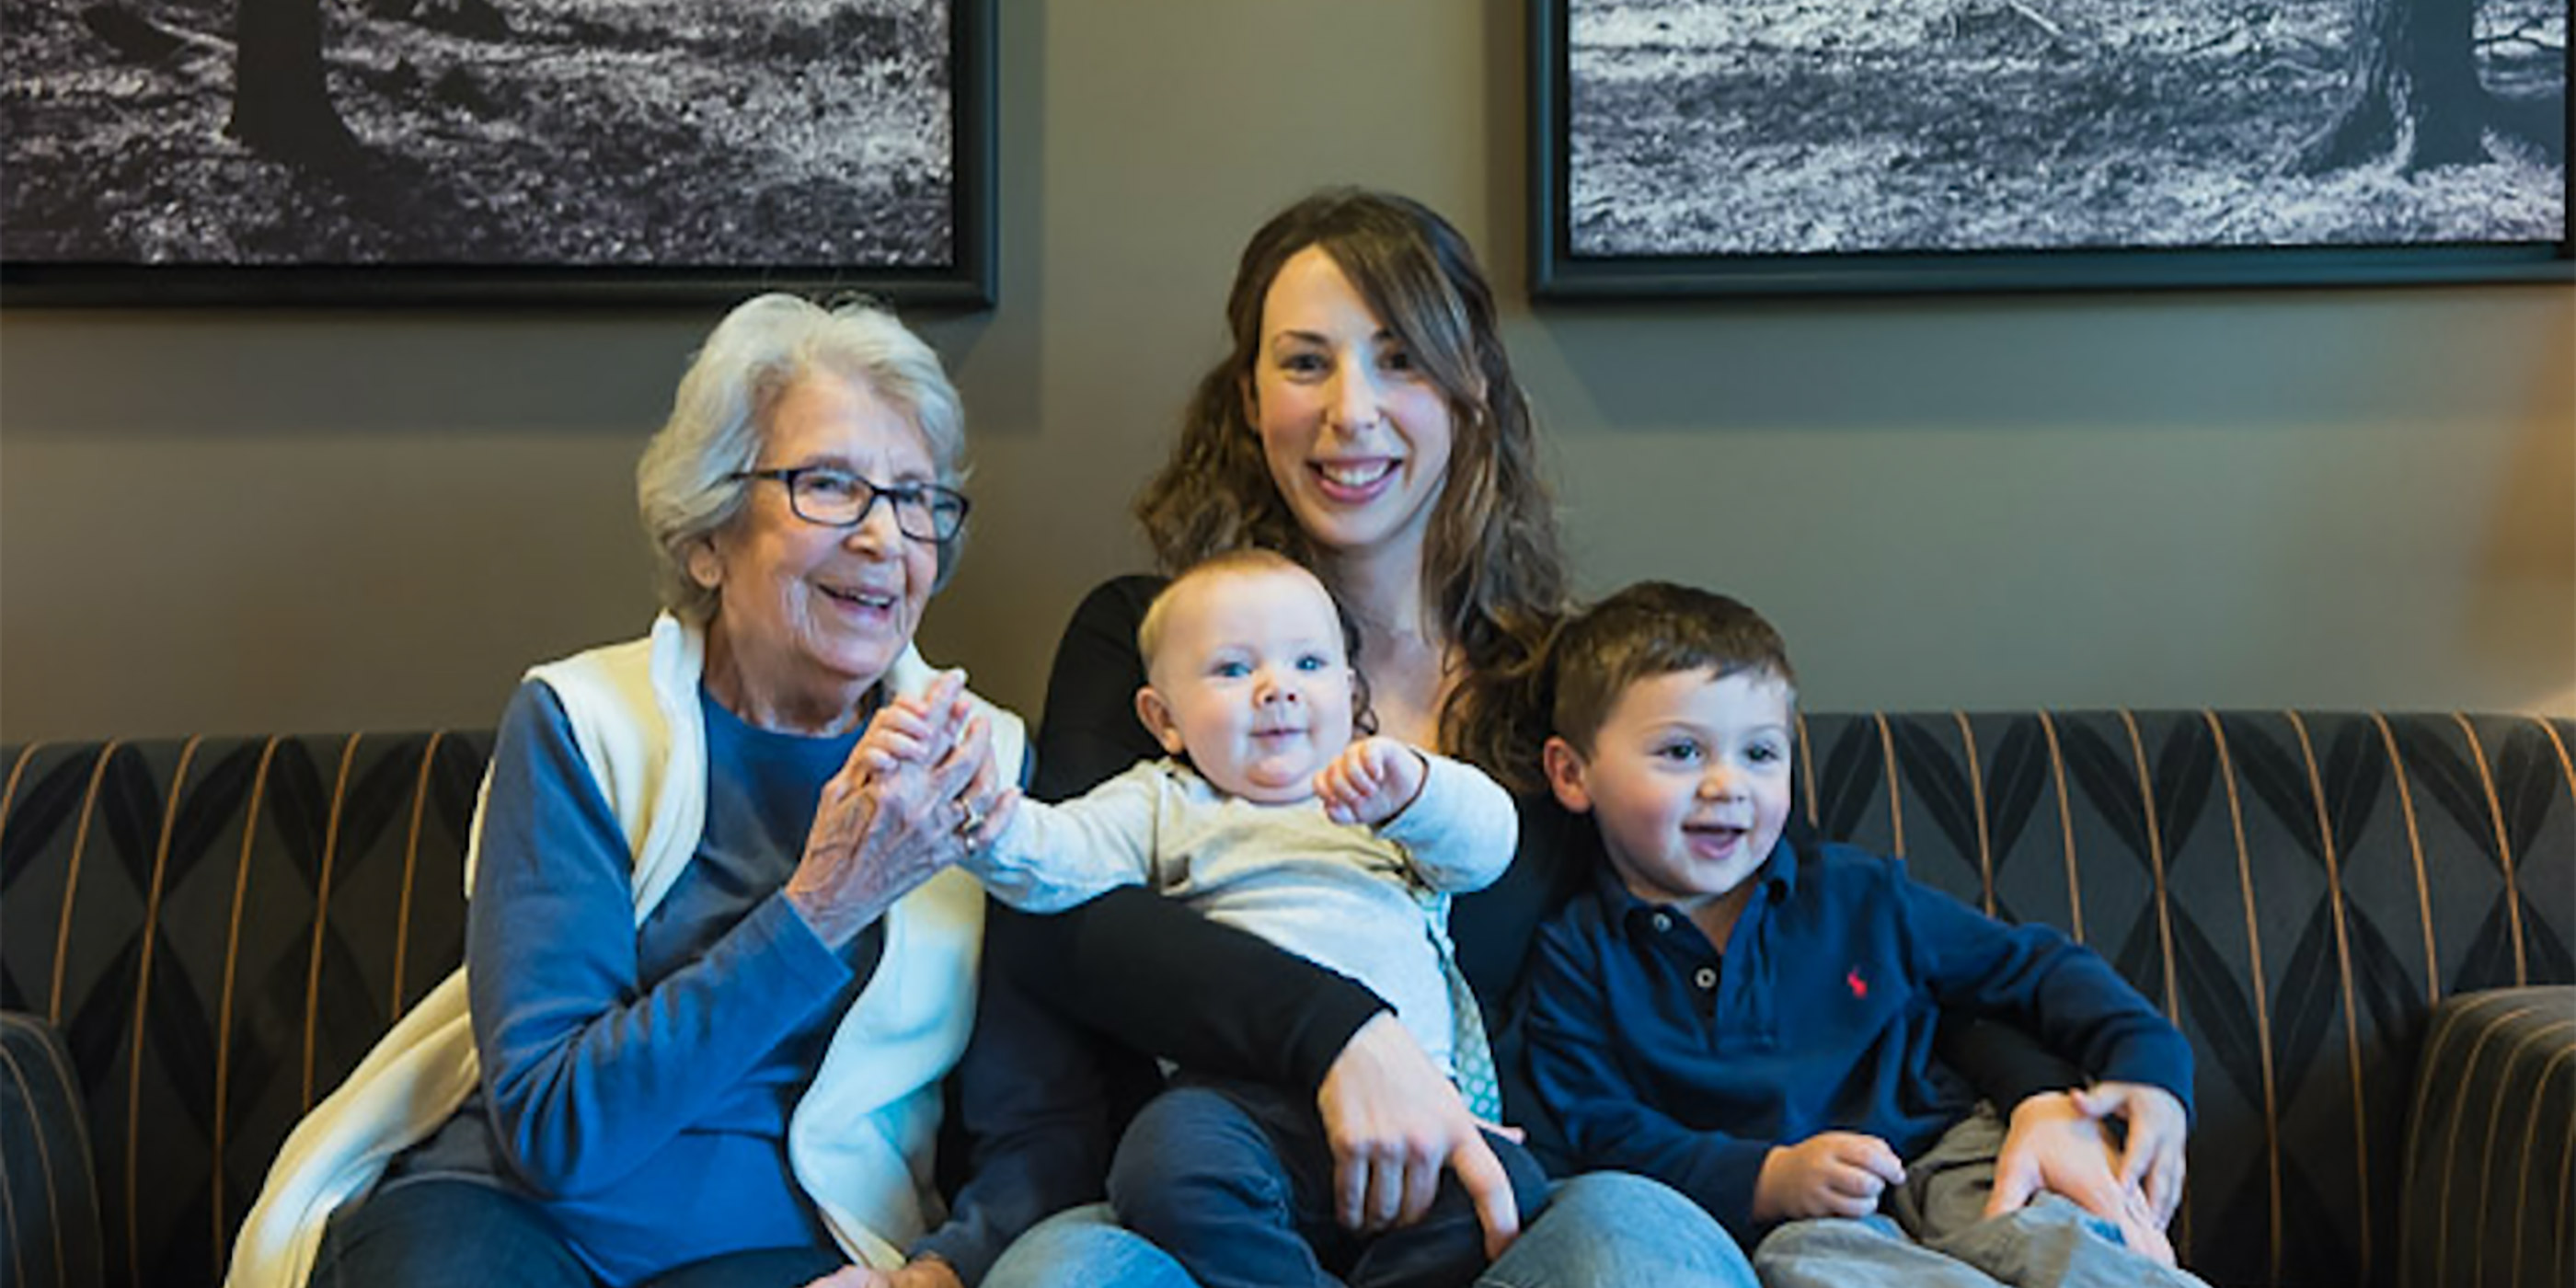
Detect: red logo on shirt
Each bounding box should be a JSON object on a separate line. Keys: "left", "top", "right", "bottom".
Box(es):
{"left": 1846, "top": 967, "right": 1869, "bottom": 999}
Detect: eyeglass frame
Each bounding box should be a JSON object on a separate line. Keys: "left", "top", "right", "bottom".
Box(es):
{"left": 729, "top": 466, "right": 972, "bottom": 544}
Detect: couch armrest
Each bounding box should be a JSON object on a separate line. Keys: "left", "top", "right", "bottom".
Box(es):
{"left": 2398, "top": 986, "right": 2576, "bottom": 1288}
{"left": 2, "top": 1009, "right": 106, "bottom": 1288}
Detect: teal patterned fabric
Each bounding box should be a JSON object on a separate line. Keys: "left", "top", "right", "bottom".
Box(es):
{"left": 0, "top": 734, "right": 483, "bottom": 1288}
{"left": 2396, "top": 986, "right": 2575, "bottom": 1288}
{"left": 4, "top": 1009, "right": 104, "bottom": 1288}
{"left": 1788, "top": 712, "right": 2574, "bottom": 1287}
{"left": 0, "top": 714, "right": 2568, "bottom": 1288}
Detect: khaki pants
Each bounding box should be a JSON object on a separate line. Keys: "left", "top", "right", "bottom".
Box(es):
{"left": 1753, "top": 1106, "right": 2208, "bottom": 1288}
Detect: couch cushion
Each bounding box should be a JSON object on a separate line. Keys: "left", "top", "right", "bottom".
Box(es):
{"left": 4, "top": 1008, "right": 106, "bottom": 1288}
{"left": 1792, "top": 711, "right": 2575, "bottom": 1288}
{"left": 2397, "top": 985, "right": 2576, "bottom": 1288}
{"left": 0, "top": 735, "right": 484, "bottom": 1288}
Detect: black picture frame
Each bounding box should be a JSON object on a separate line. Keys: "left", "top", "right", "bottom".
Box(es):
{"left": 1, "top": 0, "right": 995, "bottom": 308}
{"left": 1529, "top": 0, "right": 2573, "bottom": 298}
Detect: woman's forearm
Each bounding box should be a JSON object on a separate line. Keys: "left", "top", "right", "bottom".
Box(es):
{"left": 1007, "top": 884, "right": 1387, "bottom": 1091}
{"left": 469, "top": 685, "right": 855, "bottom": 1195}
{"left": 1023, "top": 574, "right": 1388, "bottom": 1087}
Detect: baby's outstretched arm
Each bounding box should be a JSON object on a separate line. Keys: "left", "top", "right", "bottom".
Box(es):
{"left": 1315, "top": 736, "right": 1429, "bottom": 827}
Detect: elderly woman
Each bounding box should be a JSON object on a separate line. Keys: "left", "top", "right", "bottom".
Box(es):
{"left": 228, "top": 295, "right": 1016, "bottom": 1288}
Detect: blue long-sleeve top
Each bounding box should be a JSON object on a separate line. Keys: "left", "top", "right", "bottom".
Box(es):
{"left": 385, "top": 681, "right": 877, "bottom": 1285}
{"left": 1524, "top": 832, "right": 2193, "bottom": 1244}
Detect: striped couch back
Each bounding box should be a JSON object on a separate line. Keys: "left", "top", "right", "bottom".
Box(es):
{"left": 2, "top": 733, "right": 485, "bottom": 1288}
{"left": 2, "top": 713, "right": 2570, "bottom": 1288}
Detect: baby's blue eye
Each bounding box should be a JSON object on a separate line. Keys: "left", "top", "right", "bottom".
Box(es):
{"left": 1295, "top": 653, "right": 1331, "bottom": 673}
{"left": 1212, "top": 661, "right": 1250, "bottom": 679}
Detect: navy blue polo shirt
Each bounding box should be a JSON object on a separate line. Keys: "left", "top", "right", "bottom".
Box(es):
{"left": 1523, "top": 834, "right": 2192, "bottom": 1240}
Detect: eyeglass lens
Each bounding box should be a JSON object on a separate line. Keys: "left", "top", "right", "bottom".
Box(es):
{"left": 789, "top": 471, "right": 965, "bottom": 541}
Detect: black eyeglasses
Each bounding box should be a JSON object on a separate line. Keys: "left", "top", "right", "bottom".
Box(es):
{"left": 731, "top": 466, "right": 971, "bottom": 543}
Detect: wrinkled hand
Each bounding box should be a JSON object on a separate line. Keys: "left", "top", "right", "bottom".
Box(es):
{"left": 859, "top": 672, "right": 1019, "bottom": 846}
{"left": 1985, "top": 1091, "right": 2174, "bottom": 1267}
{"left": 1754, "top": 1132, "right": 1905, "bottom": 1221}
{"left": 1317, "top": 1012, "right": 1521, "bottom": 1260}
{"left": 1316, "top": 737, "right": 1429, "bottom": 827}
{"left": 2077, "top": 1080, "right": 2190, "bottom": 1226}
{"left": 799, "top": 1256, "right": 961, "bottom": 1288}
{"left": 785, "top": 671, "right": 1001, "bottom": 948}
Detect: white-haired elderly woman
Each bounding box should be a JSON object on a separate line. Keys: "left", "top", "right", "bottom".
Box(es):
{"left": 229, "top": 295, "right": 1022, "bottom": 1288}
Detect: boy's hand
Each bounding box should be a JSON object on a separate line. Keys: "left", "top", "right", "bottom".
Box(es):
{"left": 1752, "top": 1132, "right": 1905, "bottom": 1221}
{"left": 1316, "top": 737, "right": 1429, "bottom": 827}
{"left": 1987, "top": 1090, "right": 2174, "bottom": 1266}
{"left": 2076, "top": 1080, "right": 2190, "bottom": 1225}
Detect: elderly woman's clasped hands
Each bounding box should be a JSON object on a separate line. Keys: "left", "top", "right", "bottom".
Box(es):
{"left": 786, "top": 679, "right": 1006, "bottom": 1288}
{"left": 785, "top": 671, "right": 1018, "bottom": 952}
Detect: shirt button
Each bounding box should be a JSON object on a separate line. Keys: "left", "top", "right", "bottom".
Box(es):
{"left": 1694, "top": 967, "right": 1718, "bottom": 991}
{"left": 1652, "top": 913, "right": 1673, "bottom": 933}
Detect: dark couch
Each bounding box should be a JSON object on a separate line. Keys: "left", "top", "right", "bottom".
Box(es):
{"left": 5, "top": 712, "right": 2570, "bottom": 1288}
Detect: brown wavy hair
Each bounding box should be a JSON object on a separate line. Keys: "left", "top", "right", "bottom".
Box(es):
{"left": 1133, "top": 189, "right": 1568, "bottom": 768}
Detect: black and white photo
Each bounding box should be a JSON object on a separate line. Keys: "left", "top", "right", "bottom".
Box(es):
{"left": 1533, "top": 0, "right": 2571, "bottom": 294}
{"left": 0, "top": 0, "right": 993, "bottom": 304}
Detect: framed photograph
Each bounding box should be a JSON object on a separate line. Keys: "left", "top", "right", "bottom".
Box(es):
{"left": 1531, "top": 0, "right": 2572, "bottom": 297}
{"left": 1, "top": 0, "right": 995, "bottom": 306}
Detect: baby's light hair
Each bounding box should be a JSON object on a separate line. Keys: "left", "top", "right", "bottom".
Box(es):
{"left": 1136, "top": 549, "right": 1319, "bottom": 673}
{"left": 1134, "top": 549, "right": 1377, "bottom": 737}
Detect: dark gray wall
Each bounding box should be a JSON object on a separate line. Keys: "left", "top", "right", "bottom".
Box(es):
{"left": 4, "top": 3, "right": 2570, "bottom": 741}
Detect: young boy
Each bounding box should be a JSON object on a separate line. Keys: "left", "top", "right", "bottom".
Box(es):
{"left": 1521, "top": 581, "right": 2205, "bottom": 1288}
{"left": 957, "top": 549, "right": 1547, "bottom": 1288}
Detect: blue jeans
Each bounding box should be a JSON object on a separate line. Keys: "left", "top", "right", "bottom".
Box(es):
{"left": 1754, "top": 1199, "right": 2205, "bottom": 1288}
{"left": 314, "top": 1179, "right": 845, "bottom": 1288}
{"left": 1105, "top": 1080, "right": 1553, "bottom": 1288}
{"left": 984, "top": 1172, "right": 1756, "bottom": 1288}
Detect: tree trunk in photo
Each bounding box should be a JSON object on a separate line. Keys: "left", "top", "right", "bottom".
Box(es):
{"left": 229, "top": 0, "right": 356, "bottom": 161}
{"left": 2292, "top": 0, "right": 2490, "bottom": 174}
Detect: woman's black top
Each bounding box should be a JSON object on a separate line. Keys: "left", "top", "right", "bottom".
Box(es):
{"left": 981, "top": 575, "right": 2082, "bottom": 1175}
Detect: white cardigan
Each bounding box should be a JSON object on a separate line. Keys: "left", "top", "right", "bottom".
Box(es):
{"left": 225, "top": 615, "right": 1025, "bottom": 1285}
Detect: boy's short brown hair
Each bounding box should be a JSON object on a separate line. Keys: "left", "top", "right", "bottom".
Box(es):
{"left": 1547, "top": 581, "right": 1798, "bottom": 755}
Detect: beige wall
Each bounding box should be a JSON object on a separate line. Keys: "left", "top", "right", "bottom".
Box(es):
{"left": 4, "top": 2, "right": 2570, "bottom": 742}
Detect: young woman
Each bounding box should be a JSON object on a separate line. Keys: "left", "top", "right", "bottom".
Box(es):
{"left": 978, "top": 190, "right": 2176, "bottom": 1287}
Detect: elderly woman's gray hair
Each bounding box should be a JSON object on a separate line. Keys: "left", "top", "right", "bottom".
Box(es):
{"left": 637, "top": 293, "right": 970, "bottom": 623}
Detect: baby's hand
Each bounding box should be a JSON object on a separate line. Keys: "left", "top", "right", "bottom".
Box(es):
{"left": 854, "top": 670, "right": 971, "bottom": 776}
{"left": 1315, "top": 737, "right": 1429, "bottom": 827}
{"left": 1753, "top": 1132, "right": 1905, "bottom": 1222}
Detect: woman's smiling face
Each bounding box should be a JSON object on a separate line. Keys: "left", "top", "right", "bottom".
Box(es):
{"left": 1247, "top": 246, "right": 1455, "bottom": 566}
{"left": 691, "top": 369, "right": 940, "bottom": 733}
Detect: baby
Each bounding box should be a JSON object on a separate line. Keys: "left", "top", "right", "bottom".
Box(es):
{"left": 950, "top": 548, "right": 1547, "bottom": 1288}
